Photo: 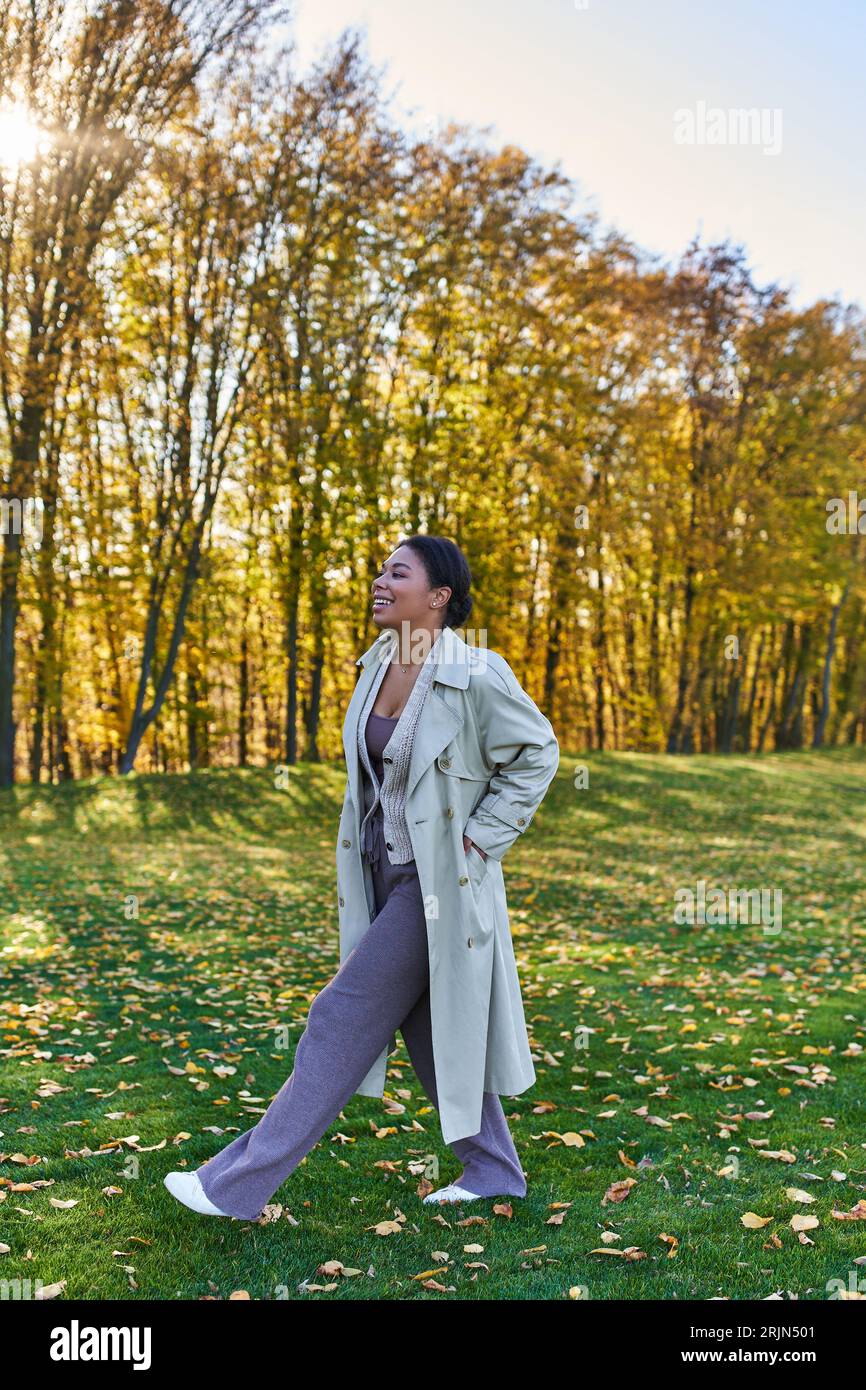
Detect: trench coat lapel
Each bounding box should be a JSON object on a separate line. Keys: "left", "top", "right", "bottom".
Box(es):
{"left": 340, "top": 645, "right": 382, "bottom": 841}
{"left": 405, "top": 689, "right": 462, "bottom": 801}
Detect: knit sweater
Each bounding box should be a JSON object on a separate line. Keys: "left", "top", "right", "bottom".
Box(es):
{"left": 357, "top": 628, "right": 443, "bottom": 865}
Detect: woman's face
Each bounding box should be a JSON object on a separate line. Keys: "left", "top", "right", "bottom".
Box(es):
{"left": 370, "top": 545, "right": 450, "bottom": 632}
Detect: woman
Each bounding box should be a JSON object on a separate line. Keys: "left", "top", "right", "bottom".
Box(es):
{"left": 165, "top": 535, "right": 559, "bottom": 1219}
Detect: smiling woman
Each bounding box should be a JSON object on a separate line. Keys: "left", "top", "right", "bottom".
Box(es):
{"left": 164, "top": 532, "right": 560, "bottom": 1220}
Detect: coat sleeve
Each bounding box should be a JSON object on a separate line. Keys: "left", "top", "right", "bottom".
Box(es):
{"left": 462, "top": 659, "right": 560, "bottom": 862}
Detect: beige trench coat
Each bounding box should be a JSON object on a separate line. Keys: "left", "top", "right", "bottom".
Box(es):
{"left": 335, "top": 622, "right": 560, "bottom": 1145}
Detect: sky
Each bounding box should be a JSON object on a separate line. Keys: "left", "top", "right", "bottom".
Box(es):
{"left": 283, "top": 0, "right": 866, "bottom": 312}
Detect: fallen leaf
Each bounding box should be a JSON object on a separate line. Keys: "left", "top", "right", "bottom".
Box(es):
{"left": 602, "top": 1178, "right": 637, "bottom": 1205}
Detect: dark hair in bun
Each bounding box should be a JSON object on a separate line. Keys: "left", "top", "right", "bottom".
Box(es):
{"left": 397, "top": 534, "right": 473, "bottom": 629}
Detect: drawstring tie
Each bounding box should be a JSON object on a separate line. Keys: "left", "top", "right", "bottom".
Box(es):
{"left": 361, "top": 809, "right": 383, "bottom": 873}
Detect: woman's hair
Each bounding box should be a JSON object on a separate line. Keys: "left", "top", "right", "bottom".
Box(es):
{"left": 397, "top": 534, "right": 473, "bottom": 630}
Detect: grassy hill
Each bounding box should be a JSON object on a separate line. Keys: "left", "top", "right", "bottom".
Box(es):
{"left": 1, "top": 749, "right": 864, "bottom": 1300}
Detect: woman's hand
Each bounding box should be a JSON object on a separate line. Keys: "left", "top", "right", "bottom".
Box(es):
{"left": 463, "top": 833, "right": 488, "bottom": 862}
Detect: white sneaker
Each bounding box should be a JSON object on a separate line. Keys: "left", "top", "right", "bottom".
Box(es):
{"left": 422, "top": 1183, "right": 483, "bottom": 1205}
{"left": 164, "top": 1170, "right": 232, "bottom": 1217}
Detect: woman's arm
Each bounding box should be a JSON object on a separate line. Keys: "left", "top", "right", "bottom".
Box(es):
{"left": 462, "top": 656, "right": 560, "bottom": 862}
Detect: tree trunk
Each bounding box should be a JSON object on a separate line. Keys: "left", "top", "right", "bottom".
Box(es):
{"left": 813, "top": 585, "right": 849, "bottom": 748}
{"left": 0, "top": 401, "right": 44, "bottom": 785}
{"left": 777, "top": 623, "right": 812, "bottom": 750}
{"left": 667, "top": 557, "right": 697, "bottom": 753}
{"left": 120, "top": 522, "right": 208, "bottom": 774}
{"left": 239, "top": 624, "right": 250, "bottom": 767}
{"left": 742, "top": 626, "right": 765, "bottom": 752}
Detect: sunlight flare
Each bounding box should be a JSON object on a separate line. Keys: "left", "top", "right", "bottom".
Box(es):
{"left": 0, "top": 103, "right": 49, "bottom": 169}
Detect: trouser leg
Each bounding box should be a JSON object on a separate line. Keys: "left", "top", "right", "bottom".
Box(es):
{"left": 399, "top": 986, "right": 528, "bottom": 1198}
{"left": 196, "top": 874, "right": 430, "bottom": 1220}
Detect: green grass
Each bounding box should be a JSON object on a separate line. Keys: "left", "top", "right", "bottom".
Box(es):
{"left": 1, "top": 749, "right": 865, "bottom": 1301}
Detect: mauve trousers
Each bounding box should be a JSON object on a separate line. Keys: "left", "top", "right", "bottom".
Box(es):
{"left": 195, "top": 805, "right": 527, "bottom": 1219}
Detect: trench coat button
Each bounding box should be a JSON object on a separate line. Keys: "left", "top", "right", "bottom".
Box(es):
{"left": 341, "top": 838, "right": 351, "bottom": 847}
{"left": 446, "top": 806, "right": 454, "bottom": 818}
{"left": 440, "top": 756, "right": 451, "bottom": 768}
{"left": 339, "top": 895, "right": 344, "bottom": 906}
{"left": 386, "top": 841, "right": 393, "bottom": 850}
{"left": 517, "top": 817, "right": 526, "bottom": 826}
{"left": 459, "top": 875, "right": 469, "bottom": 885}
{"left": 467, "top": 936, "right": 474, "bottom": 947}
